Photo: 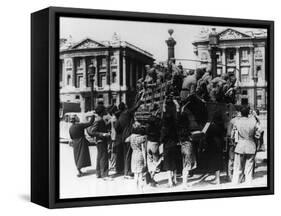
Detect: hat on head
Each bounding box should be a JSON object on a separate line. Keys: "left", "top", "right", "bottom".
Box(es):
{"left": 95, "top": 105, "right": 106, "bottom": 116}
{"left": 69, "top": 115, "right": 77, "bottom": 123}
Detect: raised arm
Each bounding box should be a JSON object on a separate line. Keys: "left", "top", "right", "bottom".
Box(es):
{"left": 87, "top": 120, "right": 109, "bottom": 138}
{"left": 128, "top": 92, "right": 144, "bottom": 114}
{"left": 80, "top": 115, "right": 95, "bottom": 129}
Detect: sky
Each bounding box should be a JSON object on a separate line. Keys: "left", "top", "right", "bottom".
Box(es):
{"left": 60, "top": 17, "right": 266, "bottom": 69}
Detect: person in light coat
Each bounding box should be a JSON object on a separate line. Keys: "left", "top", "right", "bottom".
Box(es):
{"left": 232, "top": 106, "right": 260, "bottom": 185}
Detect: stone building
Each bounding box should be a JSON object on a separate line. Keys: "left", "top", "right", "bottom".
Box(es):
{"left": 192, "top": 28, "right": 267, "bottom": 109}
{"left": 59, "top": 36, "right": 154, "bottom": 112}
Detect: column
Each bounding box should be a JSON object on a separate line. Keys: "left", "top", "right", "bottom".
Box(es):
{"left": 250, "top": 46, "right": 255, "bottom": 81}
{"left": 236, "top": 47, "right": 240, "bottom": 81}
{"left": 71, "top": 57, "right": 76, "bottom": 87}
{"left": 82, "top": 58, "right": 87, "bottom": 88}
{"left": 261, "top": 46, "right": 266, "bottom": 82}
{"left": 130, "top": 60, "right": 133, "bottom": 89}
{"left": 221, "top": 48, "right": 226, "bottom": 74}
{"left": 80, "top": 95, "right": 86, "bottom": 113}
{"left": 136, "top": 62, "right": 139, "bottom": 81}
{"left": 107, "top": 51, "right": 112, "bottom": 105}
{"left": 61, "top": 59, "right": 65, "bottom": 87}
{"left": 93, "top": 57, "right": 98, "bottom": 85}
{"left": 107, "top": 52, "right": 111, "bottom": 85}
{"left": 166, "top": 29, "right": 177, "bottom": 62}
{"left": 122, "top": 51, "right": 126, "bottom": 88}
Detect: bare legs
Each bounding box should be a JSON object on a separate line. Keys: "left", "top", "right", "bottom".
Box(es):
{"left": 182, "top": 169, "right": 190, "bottom": 187}
{"left": 134, "top": 173, "right": 144, "bottom": 191}
{"left": 214, "top": 170, "right": 220, "bottom": 184}
{"left": 167, "top": 170, "right": 177, "bottom": 187}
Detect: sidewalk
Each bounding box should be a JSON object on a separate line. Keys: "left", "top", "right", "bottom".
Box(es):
{"left": 59, "top": 143, "right": 267, "bottom": 199}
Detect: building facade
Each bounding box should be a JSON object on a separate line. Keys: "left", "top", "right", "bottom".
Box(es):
{"left": 192, "top": 28, "right": 267, "bottom": 109}
{"left": 59, "top": 37, "right": 154, "bottom": 112}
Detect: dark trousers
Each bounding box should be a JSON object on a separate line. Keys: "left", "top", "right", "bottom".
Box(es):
{"left": 228, "top": 145, "right": 235, "bottom": 180}
{"left": 115, "top": 144, "right": 124, "bottom": 173}
{"left": 96, "top": 141, "right": 109, "bottom": 178}
{"left": 124, "top": 142, "right": 132, "bottom": 176}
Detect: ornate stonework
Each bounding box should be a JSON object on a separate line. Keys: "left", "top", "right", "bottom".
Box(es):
{"left": 72, "top": 39, "right": 105, "bottom": 49}
{"left": 219, "top": 29, "right": 251, "bottom": 40}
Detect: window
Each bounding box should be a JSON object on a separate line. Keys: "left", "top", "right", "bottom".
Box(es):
{"left": 76, "top": 58, "right": 81, "bottom": 67}
{"left": 98, "top": 74, "right": 106, "bottom": 87}
{"left": 242, "top": 90, "right": 248, "bottom": 95}
{"left": 101, "top": 58, "right": 107, "bottom": 66}
{"left": 75, "top": 95, "right": 80, "bottom": 99}
{"left": 112, "top": 71, "right": 117, "bottom": 83}
{"left": 101, "top": 75, "right": 106, "bottom": 87}
{"left": 229, "top": 51, "right": 235, "bottom": 60}
{"left": 241, "top": 68, "right": 249, "bottom": 82}
{"left": 216, "top": 54, "right": 220, "bottom": 61}
{"left": 67, "top": 75, "right": 71, "bottom": 85}
{"left": 242, "top": 49, "right": 249, "bottom": 60}
{"left": 77, "top": 76, "right": 83, "bottom": 88}
{"left": 241, "top": 67, "right": 249, "bottom": 75}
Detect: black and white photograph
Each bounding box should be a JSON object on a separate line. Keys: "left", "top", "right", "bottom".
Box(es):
{"left": 58, "top": 16, "right": 269, "bottom": 199}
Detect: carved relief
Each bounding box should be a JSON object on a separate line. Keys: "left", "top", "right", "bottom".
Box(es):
{"left": 219, "top": 29, "right": 250, "bottom": 40}
{"left": 201, "top": 52, "right": 208, "bottom": 61}
{"left": 66, "top": 59, "right": 73, "bottom": 68}
{"left": 255, "top": 48, "right": 263, "bottom": 59}
{"left": 73, "top": 39, "right": 104, "bottom": 49}
{"left": 110, "top": 56, "right": 117, "bottom": 65}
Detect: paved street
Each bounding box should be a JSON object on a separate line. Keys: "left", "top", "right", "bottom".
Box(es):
{"left": 59, "top": 142, "right": 267, "bottom": 199}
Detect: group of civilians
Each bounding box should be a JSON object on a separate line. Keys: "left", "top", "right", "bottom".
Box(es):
{"left": 68, "top": 96, "right": 264, "bottom": 190}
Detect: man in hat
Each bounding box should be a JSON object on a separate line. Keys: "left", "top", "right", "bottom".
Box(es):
{"left": 69, "top": 114, "right": 95, "bottom": 177}
{"left": 88, "top": 105, "right": 111, "bottom": 180}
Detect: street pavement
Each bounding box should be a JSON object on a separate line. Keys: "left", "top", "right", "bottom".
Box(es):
{"left": 59, "top": 143, "right": 267, "bottom": 199}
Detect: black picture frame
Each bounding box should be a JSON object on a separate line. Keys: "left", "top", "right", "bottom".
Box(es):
{"left": 31, "top": 6, "right": 274, "bottom": 208}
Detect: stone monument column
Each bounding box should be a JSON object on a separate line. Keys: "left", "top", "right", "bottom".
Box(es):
{"left": 166, "top": 29, "right": 177, "bottom": 62}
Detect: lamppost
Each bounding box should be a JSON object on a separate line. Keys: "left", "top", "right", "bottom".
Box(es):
{"left": 88, "top": 63, "right": 96, "bottom": 111}
{"left": 209, "top": 28, "right": 219, "bottom": 78}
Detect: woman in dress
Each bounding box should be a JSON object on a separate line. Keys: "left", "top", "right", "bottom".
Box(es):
{"left": 69, "top": 114, "right": 95, "bottom": 177}
{"left": 205, "top": 111, "right": 225, "bottom": 184}
{"left": 125, "top": 124, "right": 147, "bottom": 190}
{"left": 178, "top": 110, "right": 197, "bottom": 188}
{"left": 160, "top": 98, "right": 179, "bottom": 187}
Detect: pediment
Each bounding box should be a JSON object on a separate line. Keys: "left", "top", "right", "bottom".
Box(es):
{"left": 219, "top": 28, "right": 251, "bottom": 40}
{"left": 71, "top": 38, "right": 105, "bottom": 49}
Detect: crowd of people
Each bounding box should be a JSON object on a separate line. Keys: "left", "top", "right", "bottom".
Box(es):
{"left": 68, "top": 63, "right": 265, "bottom": 191}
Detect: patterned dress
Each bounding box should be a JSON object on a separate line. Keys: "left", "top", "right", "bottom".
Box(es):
{"left": 126, "top": 134, "right": 146, "bottom": 174}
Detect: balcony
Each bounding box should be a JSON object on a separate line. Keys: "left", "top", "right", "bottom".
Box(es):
{"left": 227, "top": 59, "right": 236, "bottom": 65}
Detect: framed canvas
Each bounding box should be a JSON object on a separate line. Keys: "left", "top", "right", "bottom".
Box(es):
{"left": 31, "top": 6, "right": 274, "bottom": 208}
